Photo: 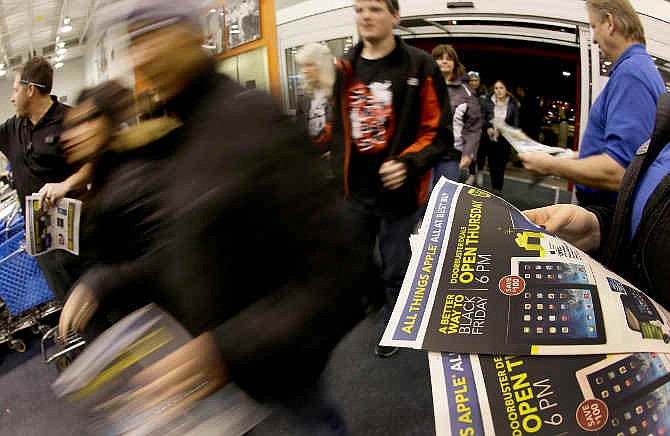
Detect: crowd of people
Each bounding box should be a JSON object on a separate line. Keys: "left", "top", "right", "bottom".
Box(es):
{"left": 0, "top": 0, "right": 668, "bottom": 434}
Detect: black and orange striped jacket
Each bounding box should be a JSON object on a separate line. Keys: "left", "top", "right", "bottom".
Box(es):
{"left": 329, "top": 36, "right": 452, "bottom": 215}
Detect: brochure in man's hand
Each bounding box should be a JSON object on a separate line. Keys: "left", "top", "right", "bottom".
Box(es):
{"left": 52, "top": 304, "right": 270, "bottom": 436}
{"left": 24, "top": 195, "right": 82, "bottom": 256}
{"left": 494, "top": 120, "right": 576, "bottom": 158}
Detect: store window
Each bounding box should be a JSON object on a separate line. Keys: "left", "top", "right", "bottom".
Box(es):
{"left": 285, "top": 36, "right": 353, "bottom": 112}
{"left": 216, "top": 46, "right": 270, "bottom": 92}
{"left": 601, "top": 53, "right": 670, "bottom": 92}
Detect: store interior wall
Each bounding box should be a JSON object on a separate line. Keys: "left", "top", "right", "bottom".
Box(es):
{"left": 0, "top": 57, "right": 86, "bottom": 120}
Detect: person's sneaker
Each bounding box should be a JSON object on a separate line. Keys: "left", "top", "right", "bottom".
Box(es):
{"left": 375, "top": 344, "right": 399, "bottom": 358}
{"left": 476, "top": 173, "right": 484, "bottom": 186}
{"left": 465, "top": 174, "right": 476, "bottom": 185}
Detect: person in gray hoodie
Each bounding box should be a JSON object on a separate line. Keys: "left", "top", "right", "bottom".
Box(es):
{"left": 431, "top": 44, "right": 482, "bottom": 186}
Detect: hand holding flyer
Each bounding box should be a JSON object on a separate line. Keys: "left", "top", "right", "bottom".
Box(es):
{"left": 394, "top": 178, "right": 670, "bottom": 435}
{"left": 381, "top": 177, "right": 670, "bottom": 355}
{"left": 25, "top": 195, "right": 82, "bottom": 256}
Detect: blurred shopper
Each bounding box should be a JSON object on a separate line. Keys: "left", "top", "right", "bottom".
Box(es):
{"left": 329, "top": 0, "right": 448, "bottom": 357}
{"left": 60, "top": 81, "right": 178, "bottom": 339}
{"left": 295, "top": 43, "right": 336, "bottom": 180}
{"left": 520, "top": 0, "right": 665, "bottom": 207}
{"left": 524, "top": 93, "right": 670, "bottom": 309}
{"left": 467, "top": 70, "right": 489, "bottom": 186}
{"left": 431, "top": 44, "right": 481, "bottom": 185}
{"left": 0, "top": 57, "right": 91, "bottom": 299}
{"left": 484, "top": 79, "right": 519, "bottom": 195}
{"left": 58, "top": 1, "right": 376, "bottom": 434}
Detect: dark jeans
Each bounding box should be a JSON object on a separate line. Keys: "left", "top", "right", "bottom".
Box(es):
{"left": 476, "top": 135, "right": 490, "bottom": 171}
{"left": 432, "top": 159, "right": 461, "bottom": 187}
{"left": 488, "top": 139, "right": 511, "bottom": 191}
{"left": 346, "top": 196, "right": 420, "bottom": 323}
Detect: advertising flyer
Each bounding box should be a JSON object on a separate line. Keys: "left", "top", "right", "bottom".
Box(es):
{"left": 429, "top": 351, "right": 670, "bottom": 436}
{"left": 494, "top": 121, "right": 576, "bottom": 158}
{"left": 381, "top": 178, "right": 670, "bottom": 355}
{"left": 53, "top": 304, "right": 269, "bottom": 436}
{"left": 24, "top": 195, "right": 82, "bottom": 256}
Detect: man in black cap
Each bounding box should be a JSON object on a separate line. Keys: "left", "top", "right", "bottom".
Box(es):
{"left": 59, "top": 1, "right": 374, "bottom": 433}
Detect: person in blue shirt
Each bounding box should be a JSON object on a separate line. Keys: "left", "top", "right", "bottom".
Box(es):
{"left": 524, "top": 93, "right": 670, "bottom": 309}
{"left": 520, "top": 0, "right": 666, "bottom": 207}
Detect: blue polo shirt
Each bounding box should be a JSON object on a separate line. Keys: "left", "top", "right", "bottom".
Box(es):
{"left": 578, "top": 44, "right": 666, "bottom": 202}
{"left": 630, "top": 142, "right": 670, "bottom": 239}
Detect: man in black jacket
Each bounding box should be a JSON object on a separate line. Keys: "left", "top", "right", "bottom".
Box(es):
{"left": 329, "top": 0, "right": 449, "bottom": 357}
{"left": 0, "top": 57, "right": 91, "bottom": 299}
{"left": 58, "top": 1, "right": 375, "bottom": 433}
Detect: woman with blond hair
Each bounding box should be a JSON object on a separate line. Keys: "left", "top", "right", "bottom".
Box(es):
{"left": 296, "top": 43, "right": 336, "bottom": 180}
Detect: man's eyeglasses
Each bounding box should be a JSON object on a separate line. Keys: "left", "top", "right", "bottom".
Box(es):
{"left": 19, "top": 79, "right": 47, "bottom": 89}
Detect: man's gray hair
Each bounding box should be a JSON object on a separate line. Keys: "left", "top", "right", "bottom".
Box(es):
{"left": 586, "top": 0, "right": 645, "bottom": 45}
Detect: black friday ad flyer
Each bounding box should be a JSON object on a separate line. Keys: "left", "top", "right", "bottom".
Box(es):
{"left": 429, "top": 352, "right": 670, "bottom": 436}
{"left": 381, "top": 178, "right": 670, "bottom": 355}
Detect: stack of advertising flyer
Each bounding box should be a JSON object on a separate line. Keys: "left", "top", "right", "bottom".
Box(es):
{"left": 381, "top": 177, "right": 670, "bottom": 435}
{"left": 24, "top": 195, "right": 82, "bottom": 256}
{"left": 52, "top": 304, "right": 270, "bottom": 436}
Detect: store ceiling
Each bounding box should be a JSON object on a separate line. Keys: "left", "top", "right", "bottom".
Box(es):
{"left": 275, "top": 0, "right": 307, "bottom": 10}
{"left": 0, "top": 0, "right": 95, "bottom": 70}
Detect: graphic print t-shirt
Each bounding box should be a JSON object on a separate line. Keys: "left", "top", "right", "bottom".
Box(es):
{"left": 348, "top": 55, "right": 396, "bottom": 197}
{"left": 308, "top": 89, "right": 329, "bottom": 140}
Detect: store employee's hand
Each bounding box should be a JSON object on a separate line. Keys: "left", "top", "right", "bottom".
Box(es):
{"left": 59, "top": 283, "right": 100, "bottom": 338}
{"left": 379, "top": 160, "right": 408, "bottom": 190}
{"left": 38, "top": 182, "right": 69, "bottom": 208}
{"left": 518, "top": 152, "right": 556, "bottom": 177}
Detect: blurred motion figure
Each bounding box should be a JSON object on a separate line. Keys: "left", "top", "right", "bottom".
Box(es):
{"left": 58, "top": 1, "right": 376, "bottom": 434}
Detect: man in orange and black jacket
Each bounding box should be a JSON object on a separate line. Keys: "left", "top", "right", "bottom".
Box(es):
{"left": 328, "top": 0, "right": 452, "bottom": 357}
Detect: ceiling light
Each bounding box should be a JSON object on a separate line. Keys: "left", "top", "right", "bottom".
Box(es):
{"left": 230, "top": 29, "right": 240, "bottom": 34}
{"left": 54, "top": 55, "right": 64, "bottom": 62}
{"left": 562, "top": 71, "right": 571, "bottom": 77}
{"left": 54, "top": 62, "right": 64, "bottom": 69}
{"left": 60, "top": 24, "right": 73, "bottom": 33}
{"left": 603, "top": 61, "right": 612, "bottom": 66}
{"left": 209, "top": 8, "right": 216, "bottom": 13}
{"left": 57, "top": 41, "right": 66, "bottom": 48}
{"left": 64, "top": 17, "right": 71, "bottom": 25}
{"left": 57, "top": 48, "right": 67, "bottom": 55}
{"left": 56, "top": 35, "right": 61, "bottom": 42}
{"left": 202, "top": 43, "right": 216, "bottom": 49}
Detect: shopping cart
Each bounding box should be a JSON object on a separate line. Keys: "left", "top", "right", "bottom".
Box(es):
{"left": 41, "top": 327, "right": 86, "bottom": 371}
{"left": 0, "top": 192, "right": 63, "bottom": 354}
